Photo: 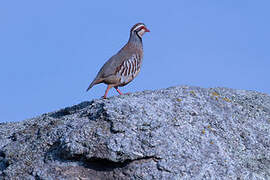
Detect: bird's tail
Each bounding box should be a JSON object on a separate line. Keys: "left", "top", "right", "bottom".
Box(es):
{"left": 86, "top": 78, "right": 103, "bottom": 91}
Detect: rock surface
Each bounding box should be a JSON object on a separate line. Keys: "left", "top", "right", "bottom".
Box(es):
{"left": 0, "top": 85, "right": 270, "bottom": 180}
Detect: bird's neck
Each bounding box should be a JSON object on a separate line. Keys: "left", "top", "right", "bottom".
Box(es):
{"left": 128, "top": 33, "right": 143, "bottom": 48}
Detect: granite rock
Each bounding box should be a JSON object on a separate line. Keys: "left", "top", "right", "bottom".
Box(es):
{"left": 0, "top": 86, "right": 270, "bottom": 179}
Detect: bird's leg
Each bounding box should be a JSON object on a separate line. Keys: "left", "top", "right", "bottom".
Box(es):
{"left": 114, "top": 87, "right": 123, "bottom": 95}
{"left": 103, "top": 85, "right": 112, "bottom": 99}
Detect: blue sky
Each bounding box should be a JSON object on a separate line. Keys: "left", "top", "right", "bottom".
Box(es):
{"left": 1, "top": 1, "right": 269, "bottom": 122}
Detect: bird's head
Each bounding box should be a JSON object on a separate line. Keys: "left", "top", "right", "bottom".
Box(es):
{"left": 130, "top": 23, "right": 150, "bottom": 39}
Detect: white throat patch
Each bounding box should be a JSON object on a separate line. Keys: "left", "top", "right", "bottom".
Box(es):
{"left": 137, "top": 28, "right": 146, "bottom": 38}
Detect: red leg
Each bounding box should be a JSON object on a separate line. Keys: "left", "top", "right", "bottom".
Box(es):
{"left": 114, "top": 87, "right": 123, "bottom": 95}
{"left": 103, "top": 85, "right": 112, "bottom": 99}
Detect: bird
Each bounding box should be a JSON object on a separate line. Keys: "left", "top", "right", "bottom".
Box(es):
{"left": 86, "top": 23, "right": 150, "bottom": 99}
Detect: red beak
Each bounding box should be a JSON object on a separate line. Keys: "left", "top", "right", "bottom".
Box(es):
{"left": 144, "top": 27, "right": 150, "bottom": 32}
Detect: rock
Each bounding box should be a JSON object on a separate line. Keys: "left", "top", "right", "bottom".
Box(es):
{"left": 0, "top": 85, "right": 270, "bottom": 179}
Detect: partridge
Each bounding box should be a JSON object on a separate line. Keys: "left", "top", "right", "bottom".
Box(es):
{"left": 86, "top": 23, "right": 150, "bottom": 98}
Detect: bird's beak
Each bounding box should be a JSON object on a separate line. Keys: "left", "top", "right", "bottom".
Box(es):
{"left": 144, "top": 27, "right": 150, "bottom": 32}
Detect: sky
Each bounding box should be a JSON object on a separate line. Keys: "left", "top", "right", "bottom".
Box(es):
{"left": 0, "top": 1, "right": 269, "bottom": 122}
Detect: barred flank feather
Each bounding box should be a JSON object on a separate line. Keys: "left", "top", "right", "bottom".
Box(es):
{"left": 115, "top": 54, "right": 142, "bottom": 84}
